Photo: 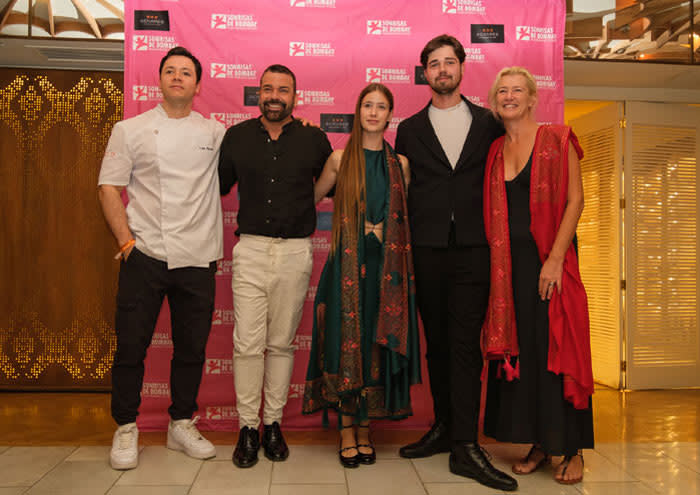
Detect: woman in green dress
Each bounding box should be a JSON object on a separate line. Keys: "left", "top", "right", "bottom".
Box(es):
{"left": 302, "top": 83, "right": 421, "bottom": 468}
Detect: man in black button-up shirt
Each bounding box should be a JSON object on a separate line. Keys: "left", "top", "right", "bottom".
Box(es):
{"left": 219, "top": 114, "right": 331, "bottom": 238}
{"left": 218, "top": 64, "right": 332, "bottom": 469}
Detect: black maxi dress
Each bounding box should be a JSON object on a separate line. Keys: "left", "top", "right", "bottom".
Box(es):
{"left": 483, "top": 155, "right": 594, "bottom": 457}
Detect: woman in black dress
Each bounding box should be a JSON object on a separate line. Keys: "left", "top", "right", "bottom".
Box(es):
{"left": 481, "top": 66, "right": 594, "bottom": 485}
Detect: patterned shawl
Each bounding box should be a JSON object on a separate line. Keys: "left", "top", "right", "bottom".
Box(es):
{"left": 303, "top": 141, "right": 420, "bottom": 416}
{"left": 482, "top": 124, "right": 593, "bottom": 409}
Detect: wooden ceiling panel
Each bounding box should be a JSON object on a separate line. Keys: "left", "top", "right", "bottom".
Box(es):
{"left": 566, "top": 0, "right": 699, "bottom": 62}
{"left": 1, "top": 0, "right": 121, "bottom": 39}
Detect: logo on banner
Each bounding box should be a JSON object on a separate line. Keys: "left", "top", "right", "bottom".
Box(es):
{"left": 312, "top": 236, "right": 331, "bottom": 252}
{"left": 296, "top": 90, "right": 335, "bottom": 106}
{"left": 216, "top": 259, "right": 233, "bottom": 276}
{"left": 306, "top": 284, "right": 317, "bottom": 301}
{"left": 210, "top": 13, "right": 258, "bottom": 31}
{"left": 320, "top": 114, "right": 353, "bottom": 133}
{"left": 210, "top": 63, "right": 257, "bottom": 79}
{"left": 223, "top": 211, "right": 238, "bottom": 226}
{"left": 133, "top": 36, "right": 148, "bottom": 51}
{"left": 316, "top": 211, "right": 332, "bottom": 230}
{"left": 212, "top": 309, "right": 235, "bottom": 325}
{"left": 293, "top": 334, "right": 313, "bottom": 351}
{"left": 290, "top": 0, "right": 336, "bottom": 8}
{"left": 442, "top": 0, "right": 486, "bottom": 15}
{"left": 516, "top": 25, "right": 556, "bottom": 42}
{"left": 365, "top": 67, "right": 411, "bottom": 84}
{"left": 132, "top": 85, "right": 162, "bottom": 101}
{"left": 288, "top": 383, "right": 305, "bottom": 399}
{"left": 414, "top": 66, "right": 428, "bottom": 85}
{"left": 366, "top": 20, "right": 411, "bottom": 36}
{"left": 151, "top": 332, "right": 173, "bottom": 347}
{"left": 211, "top": 112, "right": 255, "bottom": 127}
{"left": 244, "top": 86, "right": 259, "bottom": 106}
{"left": 289, "top": 42, "right": 305, "bottom": 56}
{"left": 466, "top": 95, "right": 484, "bottom": 105}
{"left": 388, "top": 116, "right": 404, "bottom": 131}
{"left": 464, "top": 47, "right": 485, "bottom": 63}
{"left": 132, "top": 35, "right": 178, "bottom": 51}
{"left": 206, "top": 406, "right": 238, "bottom": 420}
{"left": 206, "top": 359, "right": 233, "bottom": 375}
{"left": 289, "top": 41, "right": 335, "bottom": 57}
{"left": 471, "top": 24, "right": 504, "bottom": 44}
{"left": 533, "top": 74, "right": 558, "bottom": 90}
{"left": 134, "top": 10, "right": 170, "bottom": 31}
{"left": 142, "top": 382, "right": 170, "bottom": 398}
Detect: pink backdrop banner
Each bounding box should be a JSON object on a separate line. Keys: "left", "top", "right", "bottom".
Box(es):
{"left": 123, "top": 0, "right": 566, "bottom": 431}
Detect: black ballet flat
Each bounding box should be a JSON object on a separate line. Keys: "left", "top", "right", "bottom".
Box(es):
{"left": 356, "top": 425, "right": 376, "bottom": 465}
{"left": 339, "top": 444, "right": 360, "bottom": 468}
{"left": 338, "top": 424, "right": 360, "bottom": 468}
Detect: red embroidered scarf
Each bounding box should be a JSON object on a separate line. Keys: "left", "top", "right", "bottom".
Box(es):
{"left": 482, "top": 124, "right": 594, "bottom": 409}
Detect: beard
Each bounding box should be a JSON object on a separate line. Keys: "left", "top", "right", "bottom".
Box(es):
{"left": 429, "top": 72, "right": 462, "bottom": 95}
{"left": 260, "top": 98, "right": 293, "bottom": 122}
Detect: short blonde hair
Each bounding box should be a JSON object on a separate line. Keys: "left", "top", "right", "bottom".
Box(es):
{"left": 487, "top": 66, "right": 538, "bottom": 118}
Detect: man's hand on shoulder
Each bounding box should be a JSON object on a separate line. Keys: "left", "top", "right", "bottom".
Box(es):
{"left": 297, "top": 116, "right": 319, "bottom": 128}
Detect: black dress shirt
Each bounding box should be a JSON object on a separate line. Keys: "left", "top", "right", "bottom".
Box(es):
{"left": 218, "top": 117, "right": 332, "bottom": 238}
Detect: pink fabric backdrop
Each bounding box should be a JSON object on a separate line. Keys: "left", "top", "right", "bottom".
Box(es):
{"left": 123, "top": 0, "right": 566, "bottom": 431}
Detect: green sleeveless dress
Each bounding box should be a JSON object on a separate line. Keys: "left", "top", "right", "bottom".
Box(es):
{"left": 303, "top": 147, "right": 420, "bottom": 424}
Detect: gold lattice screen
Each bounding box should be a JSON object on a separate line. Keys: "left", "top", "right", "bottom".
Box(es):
{"left": 0, "top": 69, "right": 123, "bottom": 389}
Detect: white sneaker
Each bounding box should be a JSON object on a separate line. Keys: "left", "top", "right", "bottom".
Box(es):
{"left": 167, "top": 416, "right": 216, "bottom": 459}
{"left": 110, "top": 423, "right": 138, "bottom": 470}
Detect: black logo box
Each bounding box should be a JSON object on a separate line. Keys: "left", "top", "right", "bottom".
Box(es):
{"left": 320, "top": 113, "right": 354, "bottom": 134}
{"left": 471, "top": 24, "right": 505, "bottom": 44}
{"left": 244, "top": 86, "right": 259, "bottom": 106}
{"left": 134, "top": 10, "right": 170, "bottom": 31}
{"left": 415, "top": 66, "right": 428, "bottom": 85}
{"left": 316, "top": 211, "right": 332, "bottom": 231}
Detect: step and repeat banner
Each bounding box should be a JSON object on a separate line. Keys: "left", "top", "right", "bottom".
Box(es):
{"left": 124, "top": 0, "right": 565, "bottom": 431}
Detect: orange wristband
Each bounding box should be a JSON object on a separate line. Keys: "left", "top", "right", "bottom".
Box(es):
{"left": 114, "top": 239, "right": 135, "bottom": 260}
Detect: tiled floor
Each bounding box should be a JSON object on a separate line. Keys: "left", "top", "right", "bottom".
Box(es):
{"left": 1, "top": 388, "right": 698, "bottom": 494}
{"left": 1, "top": 442, "right": 699, "bottom": 494}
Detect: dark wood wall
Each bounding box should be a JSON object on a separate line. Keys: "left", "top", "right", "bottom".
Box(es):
{"left": 0, "top": 68, "right": 123, "bottom": 389}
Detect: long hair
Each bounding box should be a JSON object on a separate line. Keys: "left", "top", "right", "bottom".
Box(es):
{"left": 330, "top": 83, "right": 394, "bottom": 254}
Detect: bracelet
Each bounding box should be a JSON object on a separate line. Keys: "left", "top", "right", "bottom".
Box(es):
{"left": 114, "top": 239, "right": 135, "bottom": 260}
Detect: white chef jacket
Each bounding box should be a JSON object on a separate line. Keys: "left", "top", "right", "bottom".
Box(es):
{"left": 98, "top": 104, "right": 225, "bottom": 269}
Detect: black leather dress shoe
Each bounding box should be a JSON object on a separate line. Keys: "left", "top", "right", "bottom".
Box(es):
{"left": 233, "top": 426, "right": 260, "bottom": 468}
{"left": 449, "top": 442, "right": 518, "bottom": 492}
{"left": 398, "top": 421, "right": 451, "bottom": 458}
{"left": 262, "top": 421, "right": 289, "bottom": 461}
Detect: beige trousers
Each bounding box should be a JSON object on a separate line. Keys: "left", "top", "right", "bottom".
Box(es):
{"left": 231, "top": 234, "right": 313, "bottom": 429}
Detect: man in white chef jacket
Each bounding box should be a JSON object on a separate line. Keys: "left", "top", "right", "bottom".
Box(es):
{"left": 98, "top": 46, "right": 224, "bottom": 470}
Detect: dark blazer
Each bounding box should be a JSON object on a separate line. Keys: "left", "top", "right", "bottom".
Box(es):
{"left": 395, "top": 96, "right": 503, "bottom": 248}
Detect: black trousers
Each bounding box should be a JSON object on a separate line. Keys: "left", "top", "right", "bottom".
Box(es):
{"left": 111, "top": 248, "right": 216, "bottom": 425}
{"left": 413, "top": 229, "right": 490, "bottom": 443}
